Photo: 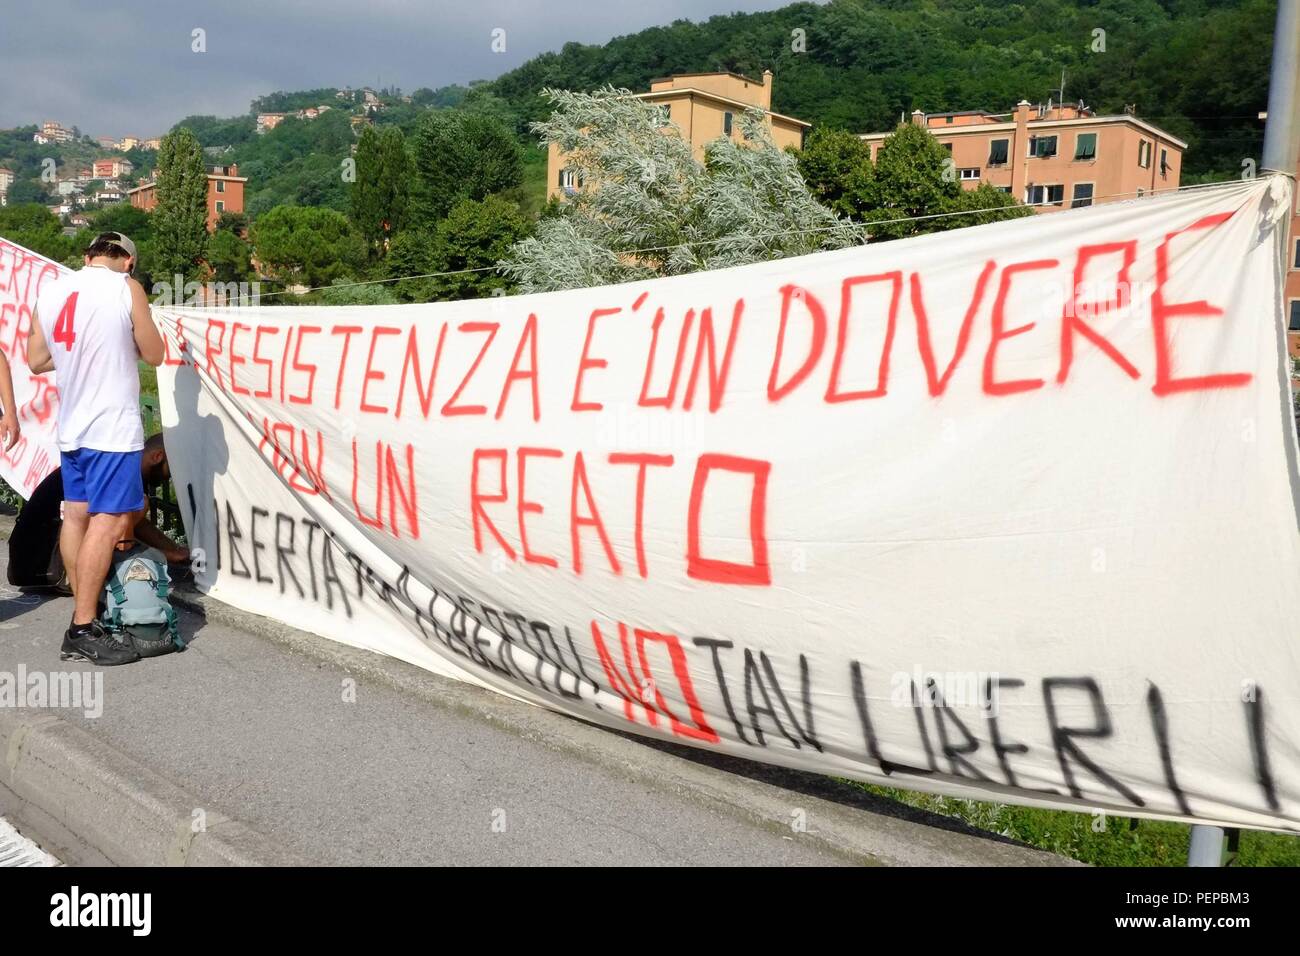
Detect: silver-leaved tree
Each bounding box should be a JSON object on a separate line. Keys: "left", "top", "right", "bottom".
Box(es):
{"left": 499, "top": 87, "right": 864, "bottom": 293}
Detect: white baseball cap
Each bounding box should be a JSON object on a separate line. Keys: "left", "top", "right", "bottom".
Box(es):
{"left": 97, "top": 231, "right": 137, "bottom": 261}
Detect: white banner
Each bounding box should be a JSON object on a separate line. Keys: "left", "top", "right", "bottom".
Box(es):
{"left": 157, "top": 179, "right": 1300, "bottom": 832}
{"left": 0, "top": 238, "right": 63, "bottom": 497}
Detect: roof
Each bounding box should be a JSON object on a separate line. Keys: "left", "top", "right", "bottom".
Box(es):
{"left": 925, "top": 110, "right": 1003, "bottom": 120}
{"left": 649, "top": 70, "right": 768, "bottom": 88}
{"left": 635, "top": 88, "right": 810, "bottom": 128}
{"left": 859, "top": 113, "right": 1188, "bottom": 149}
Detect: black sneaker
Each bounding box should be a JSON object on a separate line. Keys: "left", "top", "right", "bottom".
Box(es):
{"left": 60, "top": 621, "right": 141, "bottom": 666}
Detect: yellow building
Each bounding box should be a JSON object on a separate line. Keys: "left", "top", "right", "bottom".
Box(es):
{"left": 547, "top": 71, "right": 810, "bottom": 200}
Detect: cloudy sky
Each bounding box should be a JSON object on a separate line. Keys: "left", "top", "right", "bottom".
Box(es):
{"left": 1, "top": 0, "right": 802, "bottom": 138}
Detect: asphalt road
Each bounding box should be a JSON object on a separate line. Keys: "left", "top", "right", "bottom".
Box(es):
{"left": 0, "top": 554, "right": 867, "bottom": 866}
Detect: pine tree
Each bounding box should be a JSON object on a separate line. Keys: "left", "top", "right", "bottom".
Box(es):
{"left": 152, "top": 127, "right": 209, "bottom": 283}
{"left": 350, "top": 126, "right": 410, "bottom": 258}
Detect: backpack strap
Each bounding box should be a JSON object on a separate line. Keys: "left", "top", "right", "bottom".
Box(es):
{"left": 166, "top": 607, "right": 186, "bottom": 651}
{"left": 107, "top": 575, "right": 127, "bottom": 607}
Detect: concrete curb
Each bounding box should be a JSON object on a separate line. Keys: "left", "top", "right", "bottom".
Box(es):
{"left": 0, "top": 709, "right": 313, "bottom": 866}
{"left": 0, "top": 508, "right": 1074, "bottom": 866}
{"left": 1, "top": 513, "right": 311, "bottom": 865}
{"left": 169, "top": 585, "right": 1079, "bottom": 867}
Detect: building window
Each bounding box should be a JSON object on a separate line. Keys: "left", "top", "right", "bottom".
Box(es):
{"left": 1074, "top": 132, "right": 1097, "bottom": 160}
{"left": 1139, "top": 140, "right": 1151, "bottom": 168}
{"left": 1071, "top": 183, "right": 1094, "bottom": 208}
{"left": 215, "top": 200, "right": 224, "bottom": 212}
{"left": 988, "top": 139, "right": 1009, "bottom": 165}
{"left": 1027, "top": 184, "right": 1064, "bottom": 206}
{"left": 559, "top": 168, "right": 581, "bottom": 191}
{"left": 723, "top": 111, "right": 733, "bottom": 136}
{"left": 995, "top": 185, "right": 1012, "bottom": 194}
{"left": 942, "top": 142, "right": 953, "bottom": 153}
{"left": 1294, "top": 238, "right": 1300, "bottom": 270}
{"left": 959, "top": 167, "right": 980, "bottom": 181}
{"left": 1160, "top": 148, "right": 1170, "bottom": 177}
{"left": 1028, "top": 135, "right": 1058, "bottom": 158}
{"left": 1290, "top": 300, "right": 1300, "bottom": 332}
{"left": 216, "top": 180, "right": 225, "bottom": 193}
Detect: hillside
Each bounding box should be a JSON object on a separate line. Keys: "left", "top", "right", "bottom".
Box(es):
{"left": 0, "top": 0, "right": 1273, "bottom": 215}
{"left": 482, "top": 0, "right": 1272, "bottom": 177}
{"left": 186, "top": 0, "right": 1272, "bottom": 214}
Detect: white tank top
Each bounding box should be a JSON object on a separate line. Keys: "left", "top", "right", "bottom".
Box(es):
{"left": 36, "top": 265, "right": 144, "bottom": 453}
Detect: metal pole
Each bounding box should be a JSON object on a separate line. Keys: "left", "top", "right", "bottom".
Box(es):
{"left": 1262, "top": 0, "right": 1300, "bottom": 175}
{"left": 1188, "top": 824, "right": 1226, "bottom": 867}
{"left": 1187, "top": 0, "right": 1300, "bottom": 869}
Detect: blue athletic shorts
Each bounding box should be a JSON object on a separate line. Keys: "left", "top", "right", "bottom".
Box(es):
{"left": 61, "top": 449, "right": 145, "bottom": 515}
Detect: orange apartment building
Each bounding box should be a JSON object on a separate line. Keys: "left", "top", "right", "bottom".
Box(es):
{"left": 127, "top": 163, "right": 247, "bottom": 231}
{"left": 861, "top": 101, "right": 1185, "bottom": 211}
{"left": 92, "top": 158, "right": 134, "bottom": 180}
{"left": 547, "top": 71, "right": 810, "bottom": 200}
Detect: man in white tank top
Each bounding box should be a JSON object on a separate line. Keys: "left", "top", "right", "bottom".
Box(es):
{"left": 28, "top": 232, "right": 165, "bottom": 666}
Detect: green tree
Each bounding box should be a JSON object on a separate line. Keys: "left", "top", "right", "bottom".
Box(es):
{"left": 215, "top": 210, "right": 249, "bottom": 235}
{"left": 382, "top": 229, "right": 436, "bottom": 302}
{"left": 0, "top": 204, "right": 70, "bottom": 262}
{"left": 87, "top": 203, "right": 159, "bottom": 286}
{"left": 207, "top": 229, "right": 253, "bottom": 285}
{"left": 6, "top": 179, "right": 52, "bottom": 206}
{"left": 794, "top": 126, "right": 874, "bottom": 218}
{"left": 252, "top": 205, "right": 365, "bottom": 288}
{"left": 318, "top": 277, "right": 400, "bottom": 305}
{"left": 410, "top": 110, "right": 522, "bottom": 228}
{"left": 860, "top": 123, "right": 1029, "bottom": 239}
{"left": 91, "top": 203, "right": 154, "bottom": 242}
{"left": 235, "top": 111, "right": 356, "bottom": 215}
{"left": 427, "top": 195, "right": 532, "bottom": 301}
{"left": 350, "top": 126, "right": 410, "bottom": 257}
{"left": 153, "top": 127, "right": 210, "bottom": 281}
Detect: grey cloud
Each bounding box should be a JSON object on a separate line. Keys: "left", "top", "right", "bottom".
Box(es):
{"left": 1, "top": 0, "right": 800, "bottom": 137}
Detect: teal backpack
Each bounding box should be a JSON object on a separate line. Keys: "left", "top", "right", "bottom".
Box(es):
{"left": 101, "top": 543, "right": 186, "bottom": 656}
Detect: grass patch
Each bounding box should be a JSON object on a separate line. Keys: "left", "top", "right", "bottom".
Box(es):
{"left": 857, "top": 782, "right": 1300, "bottom": 866}
{"left": 139, "top": 362, "right": 158, "bottom": 399}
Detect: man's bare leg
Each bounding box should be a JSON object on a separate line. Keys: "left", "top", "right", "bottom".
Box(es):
{"left": 60, "top": 501, "right": 89, "bottom": 597}
{"left": 72, "top": 512, "right": 134, "bottom": 626}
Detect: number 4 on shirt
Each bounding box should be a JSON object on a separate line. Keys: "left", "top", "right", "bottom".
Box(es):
{"left": 53, "top": 292, "right": 78, "bottom": 351}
